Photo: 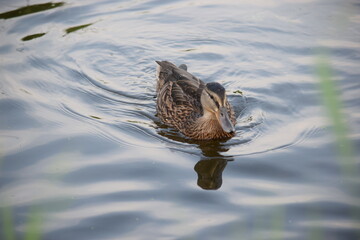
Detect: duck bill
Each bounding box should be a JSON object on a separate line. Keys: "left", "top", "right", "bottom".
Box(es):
{"left": 217, "top": 107, "right": 235, "bottom": 133}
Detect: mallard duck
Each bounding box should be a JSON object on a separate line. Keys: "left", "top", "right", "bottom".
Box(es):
{"left": 156, "top": 61, "right": 236, "bottom": 140}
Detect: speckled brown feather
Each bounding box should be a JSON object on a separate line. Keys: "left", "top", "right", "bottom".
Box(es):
{"left": 156, "top": 61, "right": 235, "bottom": 140}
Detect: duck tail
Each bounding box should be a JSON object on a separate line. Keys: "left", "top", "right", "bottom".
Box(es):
{"left": 155, "top": 61, "right": 174, "bottom": 92}
{"left": 155, "top": 61, "right": 163, "bottom": 81}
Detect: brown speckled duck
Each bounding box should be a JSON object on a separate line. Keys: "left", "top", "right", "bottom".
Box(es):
{"left": 155, "top": 61, "right": 236, "bottom": 140}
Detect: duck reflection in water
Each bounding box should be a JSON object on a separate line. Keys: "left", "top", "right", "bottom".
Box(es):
{"left": 156, "top": 126, "right": 233, "bottom": 190}
{"left": 194, "top": 140, "right": 233, "bottom": 190}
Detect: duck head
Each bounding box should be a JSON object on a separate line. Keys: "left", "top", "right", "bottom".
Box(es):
{"left": 200, "top": 82, "right": 235, "bottom": 134}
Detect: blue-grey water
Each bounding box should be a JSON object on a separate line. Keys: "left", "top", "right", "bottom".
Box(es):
{"left": 1, "top": 0, "right": 359, "bottom": 239}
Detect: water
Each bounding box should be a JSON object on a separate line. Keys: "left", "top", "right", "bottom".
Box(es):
{"left": 1, "top": 0, "right": 359, "bottom": 239}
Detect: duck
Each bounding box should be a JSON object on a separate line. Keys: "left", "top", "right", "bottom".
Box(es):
{"left": 155, "top": 61, "right": 236, "bottom": 140}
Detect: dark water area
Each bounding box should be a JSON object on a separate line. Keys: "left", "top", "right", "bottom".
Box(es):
{"left": 0, "top": 0, "right": 359, "bottom": 239}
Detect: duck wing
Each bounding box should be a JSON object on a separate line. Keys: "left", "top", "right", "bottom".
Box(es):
{"left": 156, "top": 61, "right": 205, "bottom": 104}
{"left": 156, "top": 61, "right": 205, "bottom": 127}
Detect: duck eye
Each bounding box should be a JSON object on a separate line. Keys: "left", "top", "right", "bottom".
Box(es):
{"left": 207, "top": 93, "right": 219, "bottom": 108}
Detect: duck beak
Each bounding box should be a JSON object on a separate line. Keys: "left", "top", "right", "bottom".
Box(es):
{"left": 218, "top": 107, "right": 235, "bottom": 133}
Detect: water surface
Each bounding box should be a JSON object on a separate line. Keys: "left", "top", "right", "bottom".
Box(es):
{"left": 1, "top": 0, "right": 359, "bottom": 239}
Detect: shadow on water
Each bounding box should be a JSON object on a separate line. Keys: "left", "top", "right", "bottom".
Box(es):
{"left": 21, "top": 33, "right": 46, "bottom": 41}
{"left": 0, "top": 2, "right": 65, "bottom": 19}
{"left": 65, "top": 23, "right": 93, "bottom": 35}
{"left": 20, "top": 23, "right": 94, "bottom": 41}
{"left": 0, "top": 1, "right": 92, "bottom": 41}
{"left": 20, "top": 22, "right": 94, "bottom": 41}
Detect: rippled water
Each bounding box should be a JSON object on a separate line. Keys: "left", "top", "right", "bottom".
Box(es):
{"left": 1, "top": 0, "right": 359, "bottom": 239}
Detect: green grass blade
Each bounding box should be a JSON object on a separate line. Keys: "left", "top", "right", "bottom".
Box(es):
{"left": 24, "top": 207, "right": 42, "bottom": 240}
{"left": 315, "top": 53, "right": 356, "bottom": 177}
{"left": 1, "top": 207, "right": 15, "bottom": 240}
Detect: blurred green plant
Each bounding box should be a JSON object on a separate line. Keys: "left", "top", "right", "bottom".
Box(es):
{"left": 1, "top": 207, "right": 15, "bottom": 240}
{"left": 1, "top": 206, "right": 43, "bottom": 240}
{"left": 24, "top": 207, "right": 43, "bottom": 240}
{"left": 0, "top": 151, "right": 75, "bottom": 240}
{"left": 315, "top": 51, "right": 356, "bottom": 178}
{"left": 315, "top": 50, "right": 359, "bottom": 240}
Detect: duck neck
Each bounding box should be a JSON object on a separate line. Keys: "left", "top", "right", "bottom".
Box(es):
{"left": 193, "top": 111, "right": 224, "bottom": 138}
